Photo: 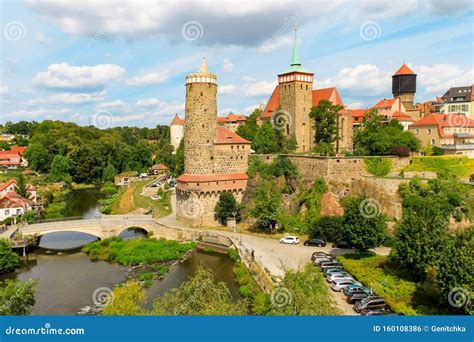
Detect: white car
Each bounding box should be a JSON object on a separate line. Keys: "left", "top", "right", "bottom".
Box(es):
{"left": 331, "top": 279, "right": 361, "bottom": 292}
{"left": 326, "top": 273, "right": 353, "bottom": 283}
{"left": 280, "top": 236, "right": 299, "bottom": 244}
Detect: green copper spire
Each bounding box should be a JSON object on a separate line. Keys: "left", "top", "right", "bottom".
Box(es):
{"left": 291, "top": 27, "right": 301, "bottom": 67}
{"left": 283, "top": 26, "right": 310, "bottom": 74}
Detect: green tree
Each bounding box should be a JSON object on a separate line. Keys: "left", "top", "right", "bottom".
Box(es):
{"left": 102, "top": 163, "right": 118, "bottom": 182}
{"left": 23, "top": 143, "right": 51, "bottom": 172}
{"left": 436, "top": 227, "right": 474, "bottom": 312}
{"left": 102, "top": 281, "right": 145, "bottom": 316}
{"left": 250, "top": 180, "right": 281, "bottom": 230}
{"left": 0, "top": 279, "right": 36, "bottom": 315}
{"left": 152, "top": 267, "right": 247, "bottom": 315}
{"left": 236, "top": 108, "right": 261, "bottom": 142}
{"left": 0, "top": 141, "right": 10, "bottom": 150}
{"left": 0, "top": 239, "right": 20, "bottom": 274}
{"left": 15, "top": 173, "right": 28, "bottom": 198}
{"left": 268, "top": 264, "right": 340, "bottom": 315}
{"left": 215, "top": 192, "right": 240, "bottom": 225}
{"left": 252, "top": 121, "right": 280, "bottom": 154}
{"left": 49, "top": 155, "right": 71, "bottom": 182}
{"left": 309, "top": 100, "right": 342, "bottom": 146}
{"left": 309, "top": 216, "right": 344, "bottom": 242}
{"left": 341, "top": 196, "right": 387, "bottom": 251}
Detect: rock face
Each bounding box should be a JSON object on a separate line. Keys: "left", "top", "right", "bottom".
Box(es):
{"left": 320, "top": 192, "right": 343, "bottom": 216}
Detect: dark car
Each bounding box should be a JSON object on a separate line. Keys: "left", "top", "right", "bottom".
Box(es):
{"left": 304, "top": 238, "right": 326, "bottom": 247}
{"left": 314, "top": 257, "right": 332, "bottom": 266}
{"left": 332, "top": 240, "right": 352, "bottom": 249}
{"left": 343, "top": 284, "right": 372, "bottom": 296}
{"left": 360, "top": 308, "right": 401, "bottom": 316}
{"left": 320, "top": 262, "right": 342, "bottom": 271}
{"left": 346, "top": 291, "right": 370, "bottom": 304}
{"left": 353, "top": 296, "right": 387, "bottom": 313}
{"left": 311, "top": 252, "right": 332, "bottom": 261}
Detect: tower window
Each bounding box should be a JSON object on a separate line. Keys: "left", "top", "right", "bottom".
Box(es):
{"left": 306, "top": 85, "right": 309, "bottom": 90}
{"left": 300, "top": 84, "right": 302, "bottom": 89}
{"left": 200, "top": 92, "right": 203, "bottom": 96}
{"left": 202, "top": 124, "right": 204, "bottom": 128}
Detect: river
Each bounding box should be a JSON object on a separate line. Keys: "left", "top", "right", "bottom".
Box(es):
{"left": 2, "top": 188, "right": 240, "bottom": 315}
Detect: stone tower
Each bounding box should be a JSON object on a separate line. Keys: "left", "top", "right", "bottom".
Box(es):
{"left": 277, "top": 28, "right": 314, "bottom": 152}
{"left": 183, "top": 58, "right": 217, "bottom": 174}
{"left": 176, "top": 58, "right": 251, "bottom": 227}
{"left": 392, "top": 63, "right": 417, "bottom": 110}
{"left": 170, "top": 114, "right": 184, "bottom": 154}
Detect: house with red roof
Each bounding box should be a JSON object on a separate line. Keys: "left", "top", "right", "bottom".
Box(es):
{"left": 409, "top": 113, "right": 474, "bottom": 158}
{"left": 217, "top": 113, "right": 247, "bottom": 132}
{"left": 258, "top": 29, "right": 353, "bottom": 153}
{"left": 0, "top": 146, "right": 28, "bottom": 170}
{"left": 0, "top": 178, "right": 37, "bottom": 222}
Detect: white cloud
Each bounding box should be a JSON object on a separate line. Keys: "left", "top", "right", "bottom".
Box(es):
{"left": 258, "top": 36, "right": 293, "bottom": 54}
{"left": 244, "top": 80, "right": 277, "bottom": 97}
{"left": 34, "top": 63, "right": 125, "bottom": 89}
{"left": 136, "top": 98, "right": 161, "bottom": 108}
{"left": 0, "top": 85, "right": 9, "bottom": 95}
{"left": 218, "top": 84, "right": 236, "bottom": 95}
{"left": 36, "top": 32, "right": 53, "bottom": 44}
{"left": 242, "top": 76, "right": 256, "bottom": 82}
{"left": 3, "top": 108, "right": 71, "bottom": 120}
{"left": 222, "top": 58, "right": 234, "bottom": 72}
{"left": 96, "top": 100, "right": 128, "bottom": 110}
{"left": 125, "top": 71, "right": 169, "bottom": 86}
{"left": 346, "top": 102, "right": 365, "bottom": 109}
{"left": 415, "top": 64, "right": 474, "bottom": 97}
{"left": 42, "top": 91, "right": 106, "bottom": 105}
{"left": 318, "top": 64, "right": 391, "bottom": 96}
{"left": 350, "top": 0, "right": 418, "bottom": 21}
{"left": 424, "top": 0, "right": 473, "bottom": 16}
{"left": 244, "top": 103, "right": 264, "bottom": 113}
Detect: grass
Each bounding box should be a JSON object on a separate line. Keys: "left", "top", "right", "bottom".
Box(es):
{"left": 110, "top": 180, "right": 171, "bottom": 217}
{"left": 364, "top": 157, "right": 392, "bottom": 177}
{"left": 404, "top": 156, "right": 474, "bottom": 178}
{"left": 82, "top": 236, "right": 195, "bottom": 266}
{"left": 337, "top": 254, "right": 445, "bottom": 315}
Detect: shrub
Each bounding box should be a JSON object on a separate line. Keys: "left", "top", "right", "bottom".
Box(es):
{"left": 364, "top": 157, "right": 392, "bottom": 177}
{"left": 470, "top": 174, "right": 474, "bottom": 182}
{"left": 0, "top": 239, "right": 20, "bottom": 274}
{"left": 309, "top": 216, "right": 344, "bottom": 242}
{"left": 391, "top": 146, "right": 410, "bottom": 157}
{"left": 432, "top": 146, "right": 444, "bottom": 156}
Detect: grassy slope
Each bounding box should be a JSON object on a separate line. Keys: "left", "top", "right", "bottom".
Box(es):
{"left": 404, "top": 156, "right": 474, "bottom": 178}
{"left": 111, "top": 180, "right": 171, "bottom": 218}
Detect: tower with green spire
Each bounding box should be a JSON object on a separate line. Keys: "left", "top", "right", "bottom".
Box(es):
{"left": 277, "top": 27, "right": 314, "bottom": 152}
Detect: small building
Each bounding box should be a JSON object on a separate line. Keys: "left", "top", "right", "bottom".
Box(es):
{"left": 170, "top": 114, "right": 185, "bottom": 154}
{"left": 217, "top": 113, "right": 247, "bottom": 132}
{"left": 440, "top": 85, "right": 473, "bottom": 117}
{"left": 151, "top": 163, "right": 168, "bottom": 175}
{"left": 114, "top": 171, "right": 139, "bottom": 186}
{"left": 409, "top": 113, "right": 474, "bottom": 158}
{"left": 0, "top": 146, "right": 28, "bottom": 170}
{"left": 0, "top": 193, "right": 34, "bottom": 222}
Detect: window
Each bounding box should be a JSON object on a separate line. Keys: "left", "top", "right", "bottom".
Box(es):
{"left": 431, "top": 139, "right": 435, "bottom": 145}
{"left": 427, "top": 128, "right": 432, "bottom": 134}
{"left": 5, "top": 210, "right": 9, "bottom": 215}
{"left": 462, "top": 105, "right": 467, "bottom": 111}
{"left": 200, "top": 92, "right": 203, "bottom": 96}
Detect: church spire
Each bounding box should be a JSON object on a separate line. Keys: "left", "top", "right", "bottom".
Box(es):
{"left": 291, "top": 26, "right": 301, "bottom": 67}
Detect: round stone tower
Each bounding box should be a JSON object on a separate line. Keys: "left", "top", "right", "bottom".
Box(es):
{"left": 184, "top": 57, "right": 217, "bottom": 174}
{"left": 392, "top": 63, "right": 417, "bottom": 110}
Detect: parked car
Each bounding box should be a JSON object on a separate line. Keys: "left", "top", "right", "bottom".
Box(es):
{"left": 323, "top": 267, "right": 345, "bottom": 277}
{"left": 320, "top": 262, "right": 342, "bottom": 271}
{"left": 280, "top": 236, "right": 299, "bottom": 244}
{"left": 343, "top": 284, "right": 372, "bottom": 296}
{"left": 311, "top": 252, "right": 332, "bottom": 261}
{"left": 314, "top": 257, "right": 332, "bottom": 266}
{"left": 331, "top": 279, "right": 361, "bottom": 292}
{"left": 326, "top": 273, "right": 353, "bottom": 283}
{"left": 304, "top": 238, "right": 326, "bottom": 247}
{"left": 346, "top": 291, "right": 370, "bottom": 304}
{"left": 332, "top": 240, "right": 353, "bottom": 249}
{"left": 359, "top": 308, "right": 400, "bottom": 316}
{"left": 354, "top": 296, "right": 387, "bottom": 313}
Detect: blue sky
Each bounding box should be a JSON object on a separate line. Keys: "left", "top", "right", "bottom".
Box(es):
{"left": 0, "top": 0, "right": 473, "bottom": 128}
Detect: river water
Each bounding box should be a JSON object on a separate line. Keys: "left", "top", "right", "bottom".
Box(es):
{"left": 2, "top": 188, "right": 240, "bottom": 315}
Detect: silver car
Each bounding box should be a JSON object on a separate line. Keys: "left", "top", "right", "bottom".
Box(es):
{"left": 331, "top": 279, "right": 361, "bottom": 292}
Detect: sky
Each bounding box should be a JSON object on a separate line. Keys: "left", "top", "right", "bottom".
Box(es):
{"left": 0, "top": 0, "right": 473, "bottom": 128}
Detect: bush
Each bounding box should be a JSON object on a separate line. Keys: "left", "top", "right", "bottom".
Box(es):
{"left": 432, "top": 146, "right": 444, "bottom": 156}
{"left": 364, "top": 157, "right": 392, "bottom": 177}
{"left": 391, "top": 146, "right": 410, "bottom": 157}
{"left": 470, "top": 174, "right": 474, "bottom": 182}
{"left": 0, "top": 239, "right": 20, "bottom": 274}
{"left": 309, "top": 216, "right": 344, "bottom": 242}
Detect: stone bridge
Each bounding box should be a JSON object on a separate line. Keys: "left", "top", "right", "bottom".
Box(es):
{"left": 9, "top": 215, "right": 200, "bottom": 241}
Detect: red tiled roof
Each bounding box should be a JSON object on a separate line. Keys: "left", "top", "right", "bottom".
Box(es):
{"left": 177, "top": 173, "right": 248, "bottom": 183}
{"left": 394, "top": 64, "right": 415, "bottom": 76}
{"left": 9, "top": 146, "right": 27, "bottom": 155}
{"left": 261, "top": 86, "right": 280, "bottom": 119}
{"left": 392, "top": 111, "right": 415, "bottom": 122}
{"left": 152, "top": 163, "right": 168, "bottom": 170}
{"left": 312, "top": 87, "right": 344, "bottom": 107}
{"left": 215, "top": 126, "right": 250, "bottom": 144}
{"left": 170, "top": 114, "right": 185, "bottom": 126}
{"left": 260, "top": 86, "right": 345, "bottom": 120}
{"left": 4, "top": 192, "right": 33, "bottom": 207}
{"left": 374, "top": 98, "right": 396, "bottom": 108}
{"left": 0, "top": 197, "right": 22, "bottom": 209}
{"left": 0, "top": 178, "right": 16, "bottom": 191}
{"left": 410, "top": 113, "right": 474, "bottom": 128}
{"left": 348, "top": 109, "right": 368, "bottom": 118}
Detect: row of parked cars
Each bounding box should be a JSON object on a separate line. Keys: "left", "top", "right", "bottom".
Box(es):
{"left": 279, "top": 236, "right": 353, "bottom": 249}
{"left": 311, "top": 252, "right": 394, "bottom": 315}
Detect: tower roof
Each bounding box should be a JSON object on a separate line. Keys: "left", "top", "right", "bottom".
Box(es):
{"left": 170, "top": 114, "right": 184, "bottom": 126}
{"left": 282, "top": 27, "right": 311, "bottom": 74}
{"left": 199, "top": 57, "right": 209, "bottom": 73}
{"left": 394, "top": 63, "right": 415, "bottom": 76}
{"left": 186, "top": 57, "right": 217, "bottom": 84}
